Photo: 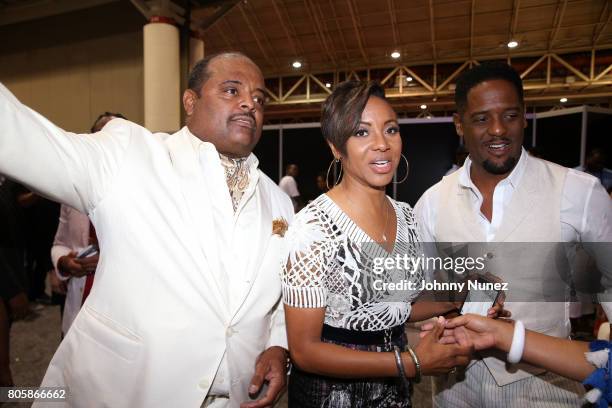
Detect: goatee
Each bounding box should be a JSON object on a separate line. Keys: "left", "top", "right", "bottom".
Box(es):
{"left": 482, "top": 156, "right": 518, "bottom": 175}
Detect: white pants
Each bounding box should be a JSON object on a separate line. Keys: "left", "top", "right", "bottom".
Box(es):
{"left": 432, "top": 360, "right": 585, "bottom": 408}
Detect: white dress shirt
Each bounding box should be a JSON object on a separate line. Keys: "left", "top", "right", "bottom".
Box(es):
{"left": 190, "top": 133, "right": 264, "bottom": 398}
{"left": 51, "top": 205, "right": 91, "bottom": 335}
{"left": 415, "top": 149, "right": 612, "bottom": 315}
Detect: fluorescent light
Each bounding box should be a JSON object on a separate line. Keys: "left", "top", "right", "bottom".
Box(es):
{"left": 420, "top": 104, "right": 427, "bottom": 110}
{"left": 292, "top": 61, "right": 302, "bottom": 68}
{"left": 406, "top": 76, "right": 413, "bottom": 82}
{"left": 507, "top": 40, "right": 519, "bottom": 48}
{"left": 325, "top": 82, "right": 331, "bottom": 88}
{"left": 391, "top": 51, "right": 400, "bottom": 59}
{"left": 560, "top": 97, "right": 568, "bottom": 103}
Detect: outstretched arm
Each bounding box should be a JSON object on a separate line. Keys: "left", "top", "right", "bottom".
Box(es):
{"left": 439, "top": 314, "right": 594, "bottom": 382}
{"left": 0, "top": 83, "right": 130, "bottom": 213}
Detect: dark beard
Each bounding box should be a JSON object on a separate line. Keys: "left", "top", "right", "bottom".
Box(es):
{"left": 482, "top": 156, "right": 518, "bottom": 175}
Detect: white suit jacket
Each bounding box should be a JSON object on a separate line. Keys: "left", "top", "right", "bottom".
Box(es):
{"left": 0, "top": 84, "right": 294, "bottom": 407}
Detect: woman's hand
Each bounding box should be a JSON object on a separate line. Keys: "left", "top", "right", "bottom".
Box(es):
{"left": 420, "top": 314, "right": 514, "bottom": 352}
{"left": 414, "top": 317, "right": 473, "bottom": 376}
{"left": 446, "top": 314, "right": 516, "bottom": 352}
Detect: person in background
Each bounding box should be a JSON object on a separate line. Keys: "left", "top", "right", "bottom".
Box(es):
{"left": 444, "top": 145, "right": 468, "bottom": 176}
{"left": 51, "top": 112, "right": 124, "bottom": 336}
{"left": 575, "top": 148, "right": 612, "bottom": 190}
{"left": 572, "top": 149, "right": 612, "bottom": 338}
{"left": 16, "top": 186, "right": 59, "bottom": 306}
{"left": 306, "top": 172, "right": 328, "bottom": 204}
{"left": 315, "top": 172, "right": 327, "bottom": 194}
{"left": 279, "top": 163, "right": 302, "bottom": 211}
{"left": 0, "top": 176, "right": 29, "bottom": 386}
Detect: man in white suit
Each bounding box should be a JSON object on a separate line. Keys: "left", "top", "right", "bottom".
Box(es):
{"left": 51, "top": 113, "right": 124, "bottom": 337}
{"left": 0, "top": 52, "right": 294, "bottom": 407}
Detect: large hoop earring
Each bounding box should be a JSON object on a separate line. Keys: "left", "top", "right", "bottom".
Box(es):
{"left": 393, "top": 154, "right": 409, "bottom": 184}
{"left": 326, "top": 158, "right": 342, "bottom": 190}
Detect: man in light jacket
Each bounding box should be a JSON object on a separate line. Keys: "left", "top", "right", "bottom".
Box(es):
{"left": 0, "top": 52, "right": 293, "bottom": 408}
{"left": 415, "top": 62, "right": 612, "bottom": 407}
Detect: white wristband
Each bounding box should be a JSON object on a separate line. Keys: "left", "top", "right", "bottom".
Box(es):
{"left": 507, "top": 320, "right": 525, "bottom": 364}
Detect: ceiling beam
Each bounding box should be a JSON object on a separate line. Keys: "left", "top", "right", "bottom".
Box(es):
{"left": 328, "top": 0, "right": 350, "bottom": 62}
{"left": 304, "top": 0, "right": 337, "bottom": 67}
{"left": 509, "top": 0, "right": 521, "bottom": 41}
{"left": 261, "top": 46, "right": 612, "bottom": 79}
{"left": 198, "top": 0, "right": 240, "bottom": 31}
{"left": 238, "top": 3, "right": 275, "bottom": 70}
{"left": 215, "top": 22, "right": 233, "bottom": 50}
{"left": 593, "top": 1, "right": 611, "bottom": 46}
{"left": 219, "top": 18, "right": 246, "bottom": 54}
{"left": 241, "top": 1, "right": 280, "bottom": 69}
{"left": 314, "top": 1, "right": 340, "bottom": 66}
{"left": 469, "top": 0, "right": 475, "bottom": 60}
{"left": 548, "top": 0, "right": 568, "bottom": 52}
{"left": 346, "top": 0, "right": 369, "bottom": 65}
{"left": 387, "top": 0, "right": 400, "bottom": 48}
{"left": 428, "top": 0, "right": 437, "bottom": 62}
{"left": 271, "top": 0, "right": 299, "bottom": 59}
{"left": 130, "top": 0, "right": 185, "bottom": 24}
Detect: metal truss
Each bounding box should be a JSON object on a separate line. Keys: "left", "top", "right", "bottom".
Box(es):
{"left": 263, "top": 49, "right": 612, "bottom": 107}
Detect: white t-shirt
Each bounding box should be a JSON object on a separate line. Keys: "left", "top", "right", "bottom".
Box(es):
{"left": 279, "top": 175, "right": 300, "bottom": 198}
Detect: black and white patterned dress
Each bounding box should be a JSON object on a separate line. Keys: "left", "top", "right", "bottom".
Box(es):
{"left": 281, "top": 194, "right": 424, "bottom": 408}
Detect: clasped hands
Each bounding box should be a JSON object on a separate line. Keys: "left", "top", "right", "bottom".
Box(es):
{"left": 413, "top": 301, "right": 510, "bottom": 376}
{"left": 238, "top": 305, "right": 510, "bottom": 406}
{"left": 419, "top": 303, "right": 513, "bottom": 362}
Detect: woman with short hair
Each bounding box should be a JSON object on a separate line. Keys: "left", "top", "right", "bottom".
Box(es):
{"left": 281, "top": 81, "right": 476, "bottom": 407}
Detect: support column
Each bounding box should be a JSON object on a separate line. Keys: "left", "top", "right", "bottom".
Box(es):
{"left": 144, "top": 16, "right": 180, "bottom": 132}
{"left": 189, "top": 33, "right": 205, "bottom": 72}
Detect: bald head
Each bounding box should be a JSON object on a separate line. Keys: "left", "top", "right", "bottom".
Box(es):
{"left": 188, "top": 52, "right": 261, "bottom": 96}
{"left": 182, "top": 51, "right": 266, "bottom": 157}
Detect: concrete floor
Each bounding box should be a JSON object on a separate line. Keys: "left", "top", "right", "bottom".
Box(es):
{"left": 7, "top": 305, "right": 433, "bottom": 407}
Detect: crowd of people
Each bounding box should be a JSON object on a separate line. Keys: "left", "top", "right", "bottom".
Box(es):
{"left": 0, "top": 52, "right": 611, "bottom": 408}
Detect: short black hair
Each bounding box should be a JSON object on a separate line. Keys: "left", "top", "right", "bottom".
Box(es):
{"left": 91, "top": 112, "right": 126, "bottom": 133}
{"left": 455, "top": 61, "right": 524, "bottom": 114}
{"left": 188, "top": 51, "right": 251, "bottom": 95}
{"left": 321, "top": 81, "right": 386, "bottom": 155}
